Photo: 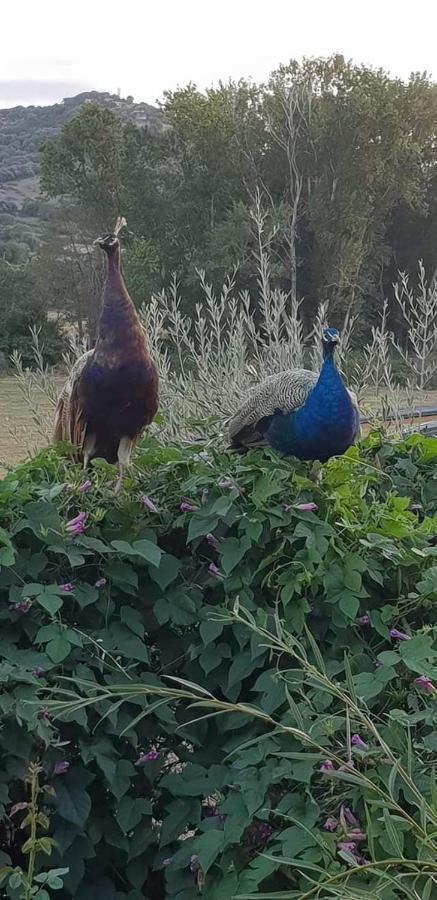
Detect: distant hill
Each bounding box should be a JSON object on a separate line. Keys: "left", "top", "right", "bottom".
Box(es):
{"left": 0, "top": 91, "right": 162, "bottom": 256}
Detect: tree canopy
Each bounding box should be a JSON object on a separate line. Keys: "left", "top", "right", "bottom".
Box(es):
{"left": 3, "top": 54, "right": 437, "bottom": 359}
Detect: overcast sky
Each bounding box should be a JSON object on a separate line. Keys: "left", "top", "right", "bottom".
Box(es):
{"left": 1, "top": 0, "right": 435, "bottom": 109}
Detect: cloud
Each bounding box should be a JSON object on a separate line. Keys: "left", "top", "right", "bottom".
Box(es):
{"left": 0, "top": 79, "right": 94, "bottom": 106}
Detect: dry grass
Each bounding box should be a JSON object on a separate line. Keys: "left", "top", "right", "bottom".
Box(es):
{"left": 0, "top": 376, "right": 56, "bottom": 471}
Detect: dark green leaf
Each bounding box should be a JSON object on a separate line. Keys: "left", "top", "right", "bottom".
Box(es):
{"left": 132, "top": 539, "right": 161, "bottom": 567}
{"left": 22, "top": 501, "right": 61, "bottom": 534}
{"left": 189, "top": 830, "right": 224, "bottom": 875}
{"left": 46, "top": 633, "right": 72, "bottom": 663}
{"left": 200, "top": 619, "right": 224, "bottom": 645}
{"left": 37, "top": 590, "right": 63, "bottom": 616}
{"left": 149, "top": 553, "right": 181, "bottom": 588}
{"left": 187, "top": 515, "right": 219, "bottom": 542}
{"left": 116, "top": 797, "right": 151, "bottom": 833}
{"left": 220, "top": 536, "right": 251, "bottom": 575}
{"left": 73, "top": 584, "right": 98, "bottom": 609}
{"left": 54, "top": 778, "right": 91, "bottom": 828}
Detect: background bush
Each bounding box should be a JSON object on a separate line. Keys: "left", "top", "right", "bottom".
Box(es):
{"left": 0, "top": 434, "right": 437, "bottom": 898}
{"left": 0, "top": 260, "right": 63, "bottom": 368}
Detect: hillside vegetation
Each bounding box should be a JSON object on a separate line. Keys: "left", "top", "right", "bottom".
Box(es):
{"left": 0, "top": 91, "right": 161, "bottom": 255}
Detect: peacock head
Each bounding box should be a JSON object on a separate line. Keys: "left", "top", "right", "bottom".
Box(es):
{"left": 94, "top": 217, "right": 127, "bottom": 258}
{"left": 322, "top": 326, "right": 340, "bottom": 357}
{"left": 94, "top": 233, "right": 119, "bottom": 255}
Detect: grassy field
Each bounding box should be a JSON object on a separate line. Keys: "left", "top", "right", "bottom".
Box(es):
{"left": 0, "top": 376, "right": 55, "bottom": 470}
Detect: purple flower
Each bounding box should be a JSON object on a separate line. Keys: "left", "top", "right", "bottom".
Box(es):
{"left": 389, "top": 628, "right": 410, "bottom": 642}
{"left": 254, "top": 823, "right": 273, "bottom": 845}
{"left": 66, "top": 512, "right": 87, "bottom": 536}
{"left": 180, "top": 501, "right": 198, "bottom": 513}
{"left": 31, "top": 668, "right": 45, "bottom": 678}
{"left": 414, "top": 675, "right": 436, "bottom": 694}
{"left": 53, "top": 761, "right": 70, "bottom": 775}
{"left": 341, "top": 806, "right": 359, "bottom": 827}
{"left": 135, "top": 750, "right": 159, "bottom": 765}
{"left": 37, "top": 708, "right": 51, "bottom": 721}
{"left": 145, "top": 749, "right": 159, "bottom": 761}
{"left": 351, "top": 734, "right": 368, "bottom": 751}
{"left": 203, "top": 807, "right": 225, "bottom": 823}
{"left": 141, "top": 495, "right": 158, "bottom": 513}
{"left": 208, "top": 562, "right": 224, "bottom": 579}
{"left": 322, "top": 817, "right": 338, "bottom": 832}
{"left": 206, "top": 533, "right": 220, "bottom": 549}
{"left": 296, "top": 502, "right": 318, "bottom": 513}
{"left": 95, "top": 578, "right": 107, "bottom": 588}
{"left": 356, "top": 614, "right": 370, "bottom": 625}
{"left": 14, "top": 601, "right": 30, "bottom": 614}
{"left": 162, "top": 858, "right": 172, "bottom": 867}
{"left": 59, "top": 583, "right": 74, "bottom": 593}
{"left": 338, "top": 840, "right": 368, "bottom": 865}
{"left": 337, "top": 841, "right": 357, "bottom": 853}
{"left": 78, "top": 480, "right": 92, "bottom": 493}
{"left": 190, "top": 854, "right": 200, "bottom": 873}
{"left": 319, "top": 760, "right": 335, "bottom": 773}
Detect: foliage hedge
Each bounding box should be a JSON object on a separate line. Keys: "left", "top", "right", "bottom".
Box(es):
{"left": 0, "top": 434, "right": 437, "bottom": 899}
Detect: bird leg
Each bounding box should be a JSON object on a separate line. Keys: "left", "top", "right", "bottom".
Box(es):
{"left": 83, "top": 433, "right": 96, "bottom": 470}
{"left": 114, "top": 436, "right": 134, "bottom": 494}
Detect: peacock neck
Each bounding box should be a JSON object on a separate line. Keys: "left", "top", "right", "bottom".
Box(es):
{"left": 322, "top": 341, "right": 336, "bottom": 363}
{"left": 309, "top": 351, "right": 344, "bottom": 400}
{"left": 103, "top": 252, "right": 128, "bottom": 301}
{"left": 99, "top": 251, "right": 135, "bottom": 317}
{"left": 95, "top": 252, "right": 150, "bottom": 363}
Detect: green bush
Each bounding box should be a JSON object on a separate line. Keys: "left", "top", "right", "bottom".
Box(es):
{"left": 0, "top": 260, "right": 63, "bottom": 367}
{"left": 0, "top": 434, "right": 437, "bottom": 899}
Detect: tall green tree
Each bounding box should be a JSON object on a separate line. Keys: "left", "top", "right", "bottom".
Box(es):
{"left": 0, "top": 259, "right": 61, "bottom": 364}
{"left": 38, "top": 56, "right": 437, "bottom": 333}
{"left": 40, "top": 104, "right": 125, "bottom": 229}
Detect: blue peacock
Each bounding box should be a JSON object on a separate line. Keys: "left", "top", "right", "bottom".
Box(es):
{"left": 228, "top": 327, "right": 360, "bottom": 461}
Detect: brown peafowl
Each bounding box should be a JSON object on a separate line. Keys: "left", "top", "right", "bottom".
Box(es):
{"left": 54, "top": 216, "right": 159, "bottom": 491}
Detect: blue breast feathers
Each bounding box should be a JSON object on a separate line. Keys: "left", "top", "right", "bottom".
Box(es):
{"left": 266, "top": 355, "right": 359, "bottom": 462}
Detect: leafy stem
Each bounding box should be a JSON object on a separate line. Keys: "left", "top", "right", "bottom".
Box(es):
{"left": 23, "top": 763, "right": 40, "bottom": 900}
